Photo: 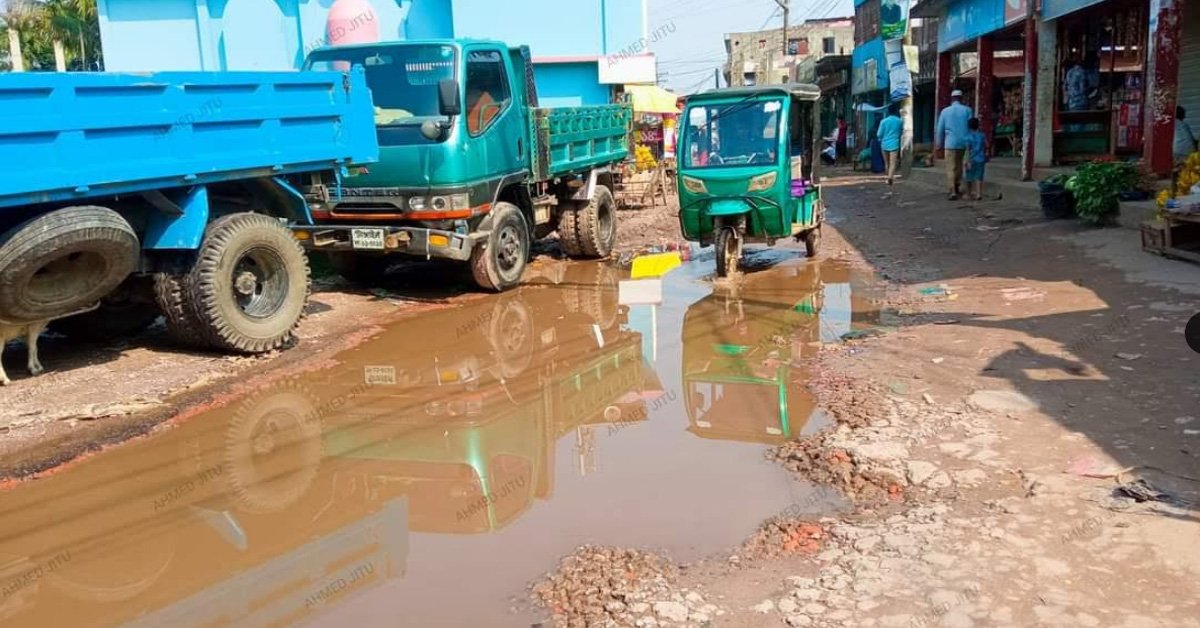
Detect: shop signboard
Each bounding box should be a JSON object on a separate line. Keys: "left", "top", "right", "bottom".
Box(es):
{"left": 885, "top": 38, "right": 912, "bottom": 101}
{"left": 938, "top": 0, "right": 1005, "bottom": 52}
{"left": 880, "top": 0, "right": 911, "bottom": 41}
{"left": 1041, "top": 0, "right": 1107, "bottom": 21}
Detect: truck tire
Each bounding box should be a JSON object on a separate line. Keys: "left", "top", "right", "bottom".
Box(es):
{"left": 326, "top": 252, "right": 390, "bottom": 285}
{"left": 471, "top": 203, "right": 529, "bottom": 292}
{"left": 154, "top": 272, "right": 208, "bottom": 348}
{"left": 557, "top": 200, "right": 585, "bottom": 257}
{"left": 558, "top": 186, "right": 617, "bottom": 260}
{"left": 0, "top": 206, "right": 139, "bottom": 323}
{"left": 182, "top": 213, "right": 311, "bottom": 353}
{"left": 50, "top": 277, "right": 160, "bottom": 341}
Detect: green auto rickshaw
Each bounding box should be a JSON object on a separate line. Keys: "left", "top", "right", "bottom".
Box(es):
{"left": 677, "top": 84, "right": 825, "bottom": 277}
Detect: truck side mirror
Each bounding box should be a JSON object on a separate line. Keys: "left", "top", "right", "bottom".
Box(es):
{"left": 438, "top": 79, "right": 462, "bottom": 117}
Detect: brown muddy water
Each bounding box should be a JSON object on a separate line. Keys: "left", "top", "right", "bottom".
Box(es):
{"left": 0, "top": 254, "right": 881, "bottom": 628}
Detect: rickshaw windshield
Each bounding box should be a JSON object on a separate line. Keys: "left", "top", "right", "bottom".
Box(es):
{"left": 684, "top": 99, "right": 782, "bottom": 168}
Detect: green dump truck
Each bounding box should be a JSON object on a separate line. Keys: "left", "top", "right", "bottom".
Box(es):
{"left": 294, "top": 40, "right": 632, "bottom": 291}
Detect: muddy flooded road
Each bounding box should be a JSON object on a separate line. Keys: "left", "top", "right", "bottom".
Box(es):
{"left": 0, "top": 254, "right": 882, "bottom": 628}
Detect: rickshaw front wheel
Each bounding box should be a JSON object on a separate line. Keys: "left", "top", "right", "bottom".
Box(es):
{"left": 805, "top": 226, "right": 821, "bottom": 258}
{"left": 716, "top": 227, "right": 741, "bottom": 277}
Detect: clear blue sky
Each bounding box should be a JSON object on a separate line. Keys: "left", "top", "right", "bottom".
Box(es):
{"left": 649, "top": 0, "right": 856, "bottom": 94}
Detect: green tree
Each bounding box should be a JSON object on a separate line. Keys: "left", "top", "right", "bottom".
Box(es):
{"left": 1, "top": 0, "right": 100, "bottom": 71}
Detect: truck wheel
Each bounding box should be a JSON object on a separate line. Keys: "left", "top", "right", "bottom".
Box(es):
{"left": 183, "top": 213, "right": 311, "bottom": 353}
{"left": 471, "top": 203, "right": 529, "bottom": 292}
{"left": 716, "top": 227, "right": 741, "bottom": 278}
{"left": 557, "top": 201, "right": 585, "bottom": 258}
{"left": 49, "top": 277, "right": 160, "bottom": 341}
{"left": 559, "top": 187, "right": 617, "bottom": 260}
{"left": 805, "top": 226, "right": 821, "bottom": 258}
{"left": 0, "top": 206, "right": 138, "bottom": 323}
{"left": 154, "top": 272, "right": 208, "bottom": 348}
{"left": 326, "top": 252, "right": 390, "bottom": 285}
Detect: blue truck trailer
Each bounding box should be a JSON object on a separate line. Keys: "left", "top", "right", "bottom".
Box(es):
{"left": 0, "top": 69, "right": 378, "bottom": 354}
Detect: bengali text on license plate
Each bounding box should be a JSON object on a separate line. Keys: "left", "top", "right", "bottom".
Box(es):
{"left": 351, "top": 228, "right": 386, "bottom": 250}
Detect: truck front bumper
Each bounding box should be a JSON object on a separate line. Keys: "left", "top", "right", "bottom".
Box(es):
{"left": 293, "top": 225, "right": 480, "bottom": 262}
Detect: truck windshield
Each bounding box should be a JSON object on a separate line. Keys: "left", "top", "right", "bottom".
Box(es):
{"left": 308, "top": 45, "right": 457, "bottom": 144}
{"left": 684, "top": 99, "right": 782, "bottom": 168}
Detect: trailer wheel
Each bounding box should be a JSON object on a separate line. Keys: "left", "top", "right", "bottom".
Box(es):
{"left": 326, "top": 252, "right": 391, "bottom": 285}
{"left": 558, "top": 187, "right": 616, "bottom": 260}
{"left": 50, "top": 277, "right": 161, "bottom": 341}
{"left": 0, "top": 206, "right": 138, "bottom": 323}
{"left": 471, "top": 203, "right": 529, "bottom": 292}
{"left": 183, "top": 213, "right": 311, "bottom": 353}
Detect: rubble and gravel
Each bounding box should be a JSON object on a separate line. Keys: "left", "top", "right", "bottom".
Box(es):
{"left": 530, "top": 546, "right": 725, "bottom": 628}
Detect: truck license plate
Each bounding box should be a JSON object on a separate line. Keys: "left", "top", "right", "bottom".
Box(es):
{"left": 351, "top": 228, "right": 386, "bottom": 250}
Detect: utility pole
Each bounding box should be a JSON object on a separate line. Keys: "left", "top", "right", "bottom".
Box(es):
{"left": 642, "top": 0, "right": 649, "bottom": 42}
{"left": 899, "top": 22, "right": 915, "bottom": 179}
{"left": 714, "top": 68, "right": 720, "bottom": 89}
{"left": 776, "top": 0, "right": 790, "bottom": 57}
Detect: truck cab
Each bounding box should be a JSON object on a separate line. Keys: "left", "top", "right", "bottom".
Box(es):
{"left": 297, "top": 40, "right": 632, "bottom": 291}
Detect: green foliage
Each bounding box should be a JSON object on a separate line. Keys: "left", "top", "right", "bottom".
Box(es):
{"left": 1, "top": 0, "right": 101, "bottom": 72}
{"left": 1064, "top": 161, "right": 1138, "bottom": 225}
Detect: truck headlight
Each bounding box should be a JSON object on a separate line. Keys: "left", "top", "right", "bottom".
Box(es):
{"left": 748, "top": 172, "right": 778, "bottom": 192}
{"left": 409, "top": 197, "right": 427, "bottom": 211}
{"left": 682, "top": 176, "right": 709, "bottom": 194}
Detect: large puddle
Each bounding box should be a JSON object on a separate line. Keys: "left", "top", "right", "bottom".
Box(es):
{"left": 0, "top": 255, "right": 882, "bottom": 628}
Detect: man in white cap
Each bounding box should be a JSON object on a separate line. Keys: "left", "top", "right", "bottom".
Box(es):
{"left": 935, "top": 89, "right": 974, "bottom": 200}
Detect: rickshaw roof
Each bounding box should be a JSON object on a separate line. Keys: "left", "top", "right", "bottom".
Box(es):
{"left": 688, "top": 84, "right": 821, "bottom": 103}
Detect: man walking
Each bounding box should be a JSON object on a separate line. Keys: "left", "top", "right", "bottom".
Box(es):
{"left": 877, "top": 104, "right": 904, "bottom": 195}
{"left": 935, "top": 89, "right": 973, "bottom": 200}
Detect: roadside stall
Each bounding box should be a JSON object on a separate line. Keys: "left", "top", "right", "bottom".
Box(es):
{"left": 1052, "top": 0, "right": 1148, "bottom": 162}
{"left": 619, "top": 84, "right": 681, "bottom": 209}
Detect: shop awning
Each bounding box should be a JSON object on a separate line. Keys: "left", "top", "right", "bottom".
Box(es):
{"left": 625, "top": 85, "right": 680, "bottom": 114}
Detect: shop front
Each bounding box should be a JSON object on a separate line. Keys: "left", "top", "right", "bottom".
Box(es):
{"left": 1047, "top": 0, "right": 1149, "bottom": 162}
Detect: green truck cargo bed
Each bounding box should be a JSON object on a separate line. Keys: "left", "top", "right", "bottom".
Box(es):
{"left": 530, "top": 104, "right": 632, "bottom": 181}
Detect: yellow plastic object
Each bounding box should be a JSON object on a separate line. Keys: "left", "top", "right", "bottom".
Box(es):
{"left": 630, "top": 252, "right": 682, "bottom": 279}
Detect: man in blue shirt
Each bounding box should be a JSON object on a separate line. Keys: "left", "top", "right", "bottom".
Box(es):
{"left": 877, "top": 104, "right": 904, "bottom": 195}
{"left": 935, "top": 89, "right": 974, "bottom": 200}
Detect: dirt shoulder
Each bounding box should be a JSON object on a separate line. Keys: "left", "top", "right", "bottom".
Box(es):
{"left": 532, "top": 170, "right": 1200, "bottom": 628}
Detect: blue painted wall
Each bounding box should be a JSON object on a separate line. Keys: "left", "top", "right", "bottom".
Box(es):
{"left": 533, "top": 62, "right": 614, "bottom": 107}
{"left": 98, "top": 0, "right": 454, "bottom": 72}
{"left": 852, "top": 38, "right": 888, "bottom": 94}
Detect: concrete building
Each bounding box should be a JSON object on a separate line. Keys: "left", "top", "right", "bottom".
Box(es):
{"left": 94, "top": 0, "right": 652, "bottom": 107}
{"left": 723, "top": 18, "right": 854, "bottom": 88}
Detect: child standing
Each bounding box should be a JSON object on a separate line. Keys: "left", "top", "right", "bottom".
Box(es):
{"left": 963, "top": 118, "right": 987, "bottom": 201}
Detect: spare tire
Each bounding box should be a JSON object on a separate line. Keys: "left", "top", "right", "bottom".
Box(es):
{"left": 0, "top": 206, "right": 139, "bottom": 323}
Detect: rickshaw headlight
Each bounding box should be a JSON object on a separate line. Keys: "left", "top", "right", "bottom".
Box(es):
{"left": 682, "top": 176, "right": 709, "bottom": 194}
{"left": 747, "top": 172, "right": 778, "bottom": 192}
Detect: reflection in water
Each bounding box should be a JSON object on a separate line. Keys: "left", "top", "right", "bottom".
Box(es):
{"left": 0, "top": 258, "right": 879, "bottom": 628}
{"left": 681, "top": 260, "right": 880, "bottom": 444}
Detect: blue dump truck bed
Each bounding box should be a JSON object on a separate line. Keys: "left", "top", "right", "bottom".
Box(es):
{"left": 0, "top": 69, "right": 379, "bottom": 209}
